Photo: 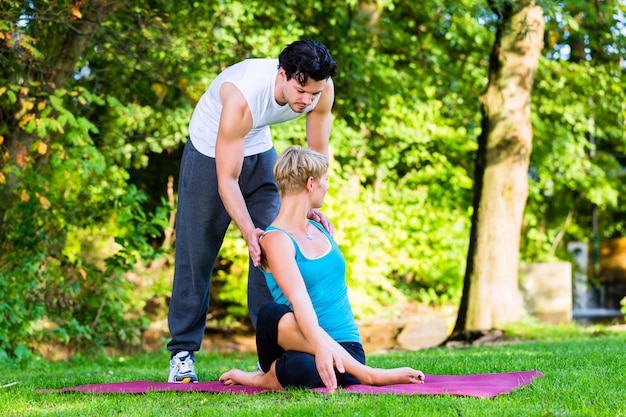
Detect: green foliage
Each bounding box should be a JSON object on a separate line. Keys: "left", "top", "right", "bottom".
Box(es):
{"left": 0, "top": 1, "right": 172, "bottom": 356}
{"left": 211, "top": 225, "right": 252, "bottom": 322}
{"left": 318, "top": 1, "right": 486, "bottom": 311}
{"left": 1, "top": 0, "right": 626, "bottom": 354}
{"left": 0, "top": 84, "right": 169, "bottom": 354}
{"left": 523, "top": 1, "right": 626, "bottom": 261}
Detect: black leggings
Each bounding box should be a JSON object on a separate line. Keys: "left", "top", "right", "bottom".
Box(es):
{"left": 256, "top": 302, "right": 366, "bottom": 388}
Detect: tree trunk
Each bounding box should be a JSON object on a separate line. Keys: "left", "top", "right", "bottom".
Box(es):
{"left": 452, "top": 1, "right": 545, "bottom": 334}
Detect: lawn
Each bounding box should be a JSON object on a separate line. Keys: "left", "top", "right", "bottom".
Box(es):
{"left": 1, "top": 323, "right": 624, "bottom": 417}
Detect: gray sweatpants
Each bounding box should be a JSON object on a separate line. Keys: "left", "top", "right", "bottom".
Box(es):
{"left": 167, "top": 140, "right": 279, "bottom": 356}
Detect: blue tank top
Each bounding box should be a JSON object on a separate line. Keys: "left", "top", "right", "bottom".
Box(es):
{"left": 260, "top": 221, "right": 361, "bottom": 343}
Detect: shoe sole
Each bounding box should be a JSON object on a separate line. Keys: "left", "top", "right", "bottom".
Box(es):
{"left": 175, "top": 377, "right": 198, "bottom": 383}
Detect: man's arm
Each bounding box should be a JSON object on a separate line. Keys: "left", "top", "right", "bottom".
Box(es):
{"left": 305, "top": 78, "right": 335, "bottom": 234}
{"left": 215, "top": 82, "right": 264, "bottom": 266}
{"left": 305, "top": 78, "right": 334, "bottom": 157}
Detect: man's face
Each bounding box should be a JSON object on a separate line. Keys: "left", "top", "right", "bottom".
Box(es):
{"left": 278, "top": 69, "right": 327, "bottom": 113}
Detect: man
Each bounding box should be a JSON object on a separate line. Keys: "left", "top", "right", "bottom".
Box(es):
{"left": 167, "top": 40, "right": 337, "bottom": 383}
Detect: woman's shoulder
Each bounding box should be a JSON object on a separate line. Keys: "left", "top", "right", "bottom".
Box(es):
{"left": 260, "top": 227, "right": 294, "bottom": 248}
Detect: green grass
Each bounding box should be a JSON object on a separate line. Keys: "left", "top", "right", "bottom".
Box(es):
{"left": 1, "top": 326, "right": 624, "bottom": 416}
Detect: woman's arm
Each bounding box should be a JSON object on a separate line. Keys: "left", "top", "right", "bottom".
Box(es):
{"left": 261, "top": 231, "right": 345, "bottom": 391}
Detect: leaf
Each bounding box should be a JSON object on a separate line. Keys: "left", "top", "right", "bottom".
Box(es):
{"left": 36, "top": 119, "right": 47, "bottom": 138}
{"left": 49, "top": 95, "right": 64, "bottom": 111}
{"left": 71, "top": 6, "right": 82, "bottom": 19}
{"left": 151, "top": 83, "right": 167, "bottom": 96}
{"left": 21, "top": 100, "right": 34, "bottom": 112}
{"left": 48, "top": 118, "right": 65, "bottom": 134}
{"left": 15, "top": 147, "right": 28, "bottom": 168}
{"left": 38, "top": 195, "right": 51, "bottom": 209}
{"left": 37, "top": 141, "right": 48, "bottom": 155}
{"left": 18, "top": 113, "right": 35, "bottom": 127}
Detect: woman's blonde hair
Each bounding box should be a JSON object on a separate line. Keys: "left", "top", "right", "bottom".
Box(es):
{"left": 273, "top": 146, "right": 328, "bottom": 197}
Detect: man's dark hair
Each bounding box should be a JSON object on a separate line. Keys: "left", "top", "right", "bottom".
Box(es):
{"left": 278, "top": 40, "right": 337, "bottom": 85}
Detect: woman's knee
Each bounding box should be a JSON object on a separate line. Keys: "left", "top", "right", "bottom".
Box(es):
{"left": 275, "top": 351, "right": 322, "bottom": 388}
{"left": 258, "top": 303, "right": 291, "bottom": 325}
{"left": 277, "top": 310, "right": 297, "bottom": 332}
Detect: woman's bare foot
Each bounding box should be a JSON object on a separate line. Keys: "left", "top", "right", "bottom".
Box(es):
{"left": 368, "top": 367, "right": 425, "bottom": 385}
{"left": 219, "top": 369, "right": 261, "bottom": 386}
{"left": 219, "top": 366, "right": 282, "bottom": 390}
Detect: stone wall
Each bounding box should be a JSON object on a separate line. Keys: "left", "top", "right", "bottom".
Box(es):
{"left": 519, "top": 262, "right": 573, "bottom": 324}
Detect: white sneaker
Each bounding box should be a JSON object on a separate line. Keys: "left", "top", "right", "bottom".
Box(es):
{"left": 168, "top": 351, "right": 198, "bottom": 383}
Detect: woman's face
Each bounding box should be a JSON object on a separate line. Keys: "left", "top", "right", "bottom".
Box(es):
{"left": 311, "top": 173, "right": 329, "bottom": 208}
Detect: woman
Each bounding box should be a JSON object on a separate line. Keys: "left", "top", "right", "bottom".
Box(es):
{"left": 219, "top": 146, "right": 425, "bottom": 392}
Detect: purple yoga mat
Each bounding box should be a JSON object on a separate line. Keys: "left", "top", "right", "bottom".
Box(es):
{"left": 37, "top": 370, "right": 543, "bottom": 398}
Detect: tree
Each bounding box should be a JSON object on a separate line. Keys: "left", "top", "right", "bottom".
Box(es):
{"left": 0, "top": 0, "right": 171, "bottom": 356}
{"left": 2, "top": 0, "right": 621, "bottom": 358}
{"left": 452, "top": 0, "right": 545, "bottom": 334}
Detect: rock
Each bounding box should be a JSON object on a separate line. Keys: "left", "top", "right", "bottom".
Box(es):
{"left": 520, "top": 262, "right": 573, "bottom": 324}
{"left": 396, "top": 317, "right": 449, "bottom": 350}
{"left": 358, "top": 319, "right": 404, "bottom": 353}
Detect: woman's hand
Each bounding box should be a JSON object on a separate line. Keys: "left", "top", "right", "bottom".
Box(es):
{"left": 314, "top": 343, "right": 345, "bottom": 393}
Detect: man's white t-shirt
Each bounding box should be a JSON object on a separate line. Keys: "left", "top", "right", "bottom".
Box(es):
{"left": 188, "top": 59, "right": 322, "bottom": 158}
